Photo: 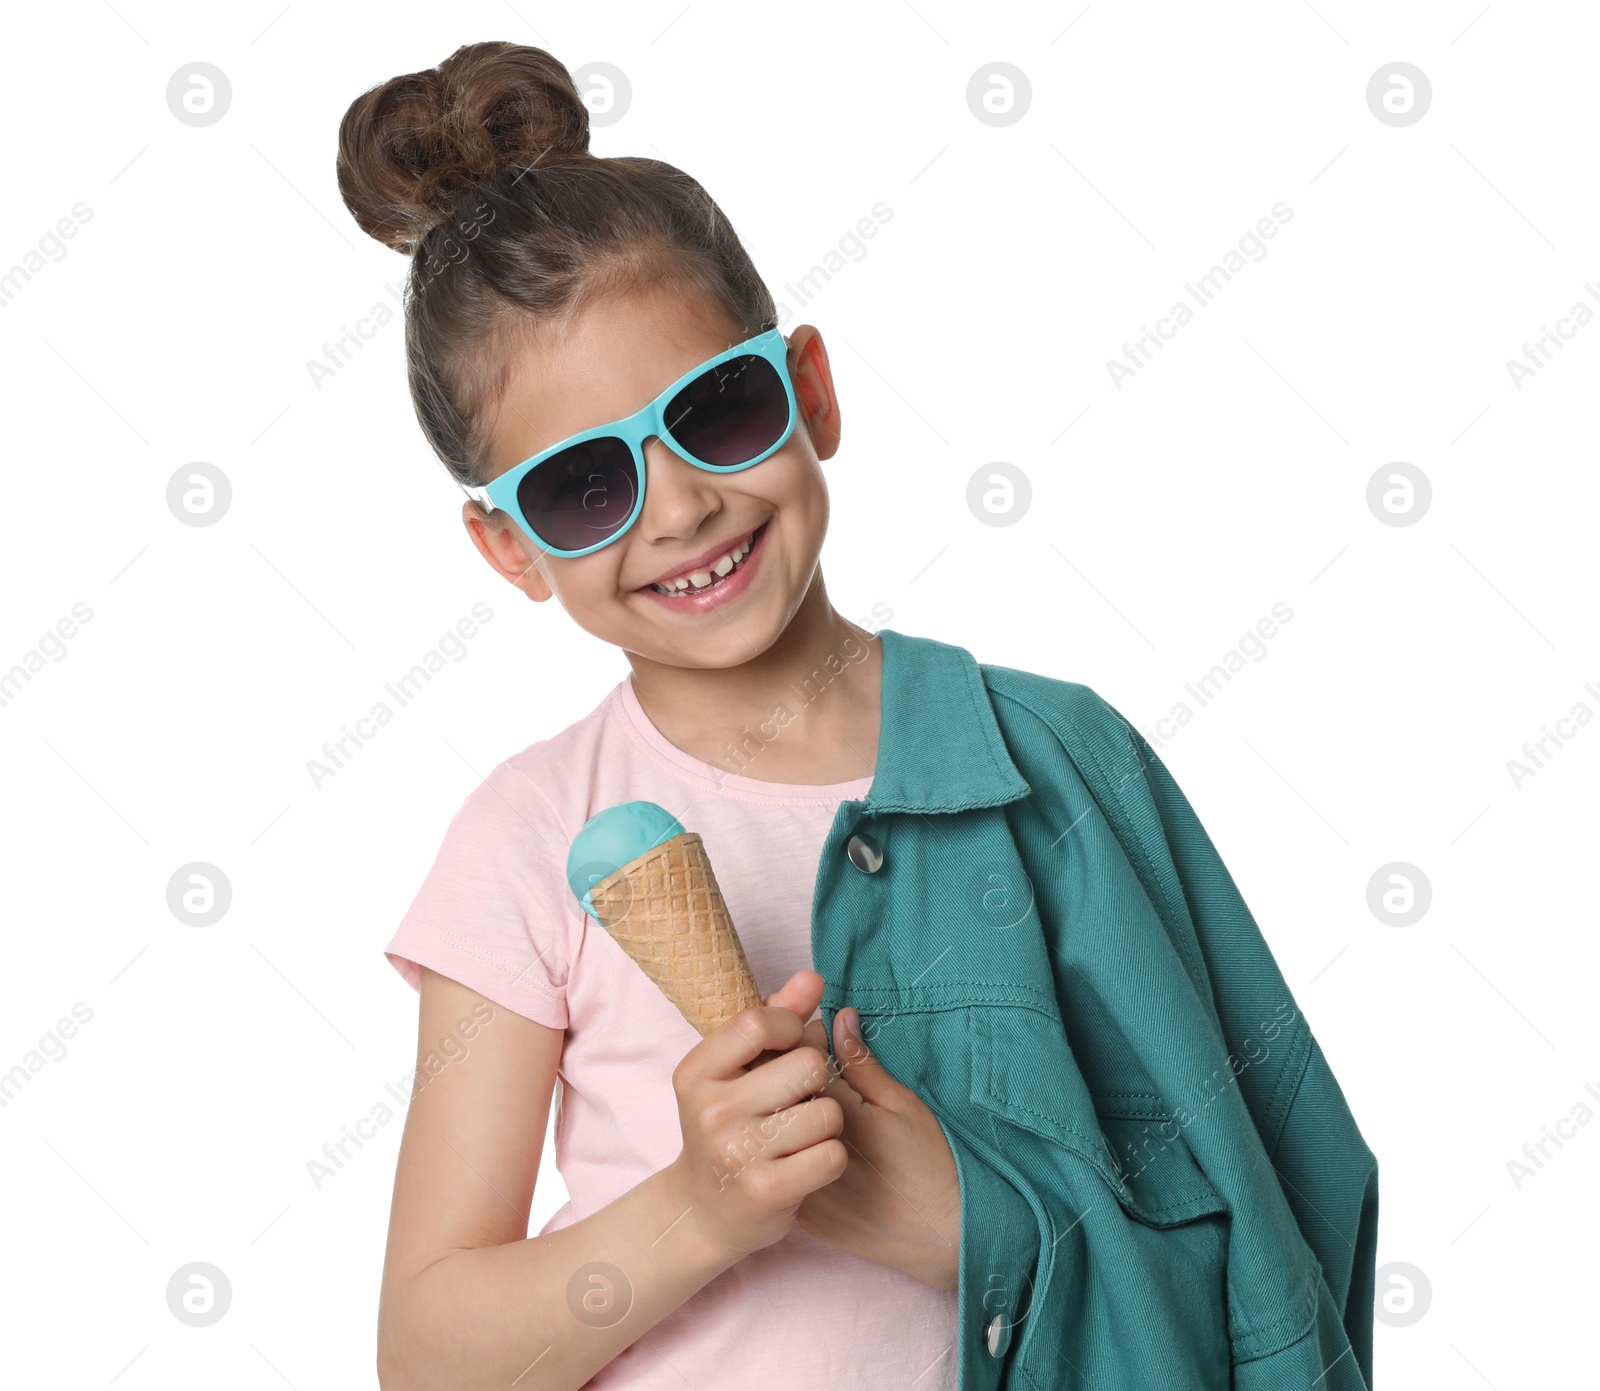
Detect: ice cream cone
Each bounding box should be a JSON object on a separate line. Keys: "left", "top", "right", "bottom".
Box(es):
{"left": 585, "top": 830, "right": 761, "bottom": 1036}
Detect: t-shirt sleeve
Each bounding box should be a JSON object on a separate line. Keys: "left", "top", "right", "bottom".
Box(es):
{"left": 384, "top": 761, "right": 575, "bottom": 1029}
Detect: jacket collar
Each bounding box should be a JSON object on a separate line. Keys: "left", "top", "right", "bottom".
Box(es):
{"left": 863, "top": 627, "right": 1032, "bottom": 814}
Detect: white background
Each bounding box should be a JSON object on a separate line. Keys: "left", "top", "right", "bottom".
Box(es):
{"left": 2, "top": 1, "right": 1595, "bottom": 1386}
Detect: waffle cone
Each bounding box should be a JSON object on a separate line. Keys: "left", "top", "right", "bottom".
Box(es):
{"left": 587, "top": 831, "right": 761, "bottom": 1035}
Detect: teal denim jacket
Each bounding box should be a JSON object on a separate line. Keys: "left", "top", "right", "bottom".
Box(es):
{"left": 811, "top": 627, "right": 1379, "bottom": 1391}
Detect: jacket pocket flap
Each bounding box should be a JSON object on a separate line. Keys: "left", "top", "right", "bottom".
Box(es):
{"left": 969, "top": 1007, "right": 1228, "bottom": 1227}
{"left": 1095, "top": 1110, "right": 1230, "bottom": 1227}
{"left": 969, "top": 1004, "right": 1122, "bottom": 1185}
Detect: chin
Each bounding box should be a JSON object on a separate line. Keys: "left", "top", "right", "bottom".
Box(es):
{"left": 691, "top": 619, "right": 784, "bottom": 666}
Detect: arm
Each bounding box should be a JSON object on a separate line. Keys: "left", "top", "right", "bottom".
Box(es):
{"left": 376, "top": 966, "right": 846, "bottom": 1391}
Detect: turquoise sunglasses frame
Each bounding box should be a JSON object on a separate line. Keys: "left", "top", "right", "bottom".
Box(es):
{"left": 461, "top": 328, "right": 796, "bottom": 559}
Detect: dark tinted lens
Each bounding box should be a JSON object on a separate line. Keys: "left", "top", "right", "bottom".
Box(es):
{"left": 664, "top": 354, "right": 789, "bottom": 466}
{"left": 516, "top": 437, "right": 637, "bottom": 552}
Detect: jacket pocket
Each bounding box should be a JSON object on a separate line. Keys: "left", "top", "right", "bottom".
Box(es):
{"left": 969, "top": 1005, "right": 1232, "bottom": 1390}
{"left": 968, "top": 1006, "right": 1230, "bottom": 1221}
{"left": 1093, "top": 1095, "right": 1232, "bottom": 1227}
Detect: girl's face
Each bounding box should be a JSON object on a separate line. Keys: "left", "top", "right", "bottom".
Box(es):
{"left": 462, "top": 282, "right": 842, "bottom": 670}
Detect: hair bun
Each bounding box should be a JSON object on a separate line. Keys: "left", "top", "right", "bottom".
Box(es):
{"left": 337, "top": 41, "right": 591, "bottom": 253}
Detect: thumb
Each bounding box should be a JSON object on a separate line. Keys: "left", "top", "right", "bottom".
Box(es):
{"left": 762, "top": 969, "right": 824, "bottom": 1025}
{"left": 832, "top": 1007, "right": 904, "bottom": 1104}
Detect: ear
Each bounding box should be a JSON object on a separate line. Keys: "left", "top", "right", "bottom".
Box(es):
{"left": 462, "top": 501, "right": 554, "bottom": 602}
{"left": 785, "top": 325, "right": 841, "bottom": 462}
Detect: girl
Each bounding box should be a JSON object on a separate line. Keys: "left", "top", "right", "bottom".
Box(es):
{"left": 338, "top": 40, "right": 1376, "bottom": 1391}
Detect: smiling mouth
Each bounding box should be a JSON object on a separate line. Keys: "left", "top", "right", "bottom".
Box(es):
{"left": 645, "top": 523, "right": 766, "bottom": 596}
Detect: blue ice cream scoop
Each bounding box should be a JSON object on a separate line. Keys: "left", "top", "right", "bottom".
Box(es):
{"left": 566, "top": 800, "right": 687, "bottom": 920}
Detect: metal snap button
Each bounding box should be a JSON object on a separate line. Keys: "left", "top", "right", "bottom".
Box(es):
{"left": 846, "top": 831, "right": 883, "bottom": 873}
{"left": 985, "top": 1312, "right": 1011, "bottom": 1358}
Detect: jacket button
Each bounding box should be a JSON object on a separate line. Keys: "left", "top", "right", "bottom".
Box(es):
{"left": 846, "top": 831, "right": 883, "bottom": 873}
{"left": 985, "top": 1313, "right": 1011, "bottom": 1358}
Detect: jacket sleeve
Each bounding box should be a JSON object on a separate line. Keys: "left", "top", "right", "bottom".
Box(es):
{"left": 1116, "top": 715, "right": 1380, "bottom": 1386}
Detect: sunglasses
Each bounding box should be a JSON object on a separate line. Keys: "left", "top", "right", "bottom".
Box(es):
{"left": 462, "top": 328, "right": 797, "bottom": 558}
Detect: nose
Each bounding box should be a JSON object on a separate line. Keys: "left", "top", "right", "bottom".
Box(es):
{"left": 635, "top": 435, "right": 723, "bottom": 543}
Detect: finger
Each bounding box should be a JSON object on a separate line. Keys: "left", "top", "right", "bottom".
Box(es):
{"left": 744, "top": 972, "right": 825, "bottom": 1071}
{"left": 832, "top": 1007, "right": 906, "bottom": 1106}
{"left": 768, "top": 1134, "right": 848, "bottom": 1198}
{"left": 758, "top": 1094, "right": 846, "bottom": 1162}
{"left": 798, "top": 1016, "right": 866, "bottom": 1095}
{"left": 738, "top": 1042, "right": 837, "bottom": 1116}
{"left": 683, "top": 1003, "right": 809, "bottom": 1081}
{"left": 761, "top": 969, "right": 824, "bottom": 1021}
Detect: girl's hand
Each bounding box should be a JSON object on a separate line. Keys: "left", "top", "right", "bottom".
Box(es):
{"left": 666, "top": 971, "right": 848, "bottom": 1263}
{"left": 792, "top": 1005, "right": 962, "bottom": 1291}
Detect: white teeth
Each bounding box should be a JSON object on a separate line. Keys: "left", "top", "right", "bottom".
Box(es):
{"left": 650, "top": 530, "right": 758, "bottom": 596}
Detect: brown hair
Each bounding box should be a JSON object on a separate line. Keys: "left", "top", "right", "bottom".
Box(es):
{"left": 335, "top": 41, "right": 777, "bottom": 489}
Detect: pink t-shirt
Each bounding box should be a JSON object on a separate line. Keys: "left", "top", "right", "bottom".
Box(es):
{"left": 385, "top": 673, "right": 959, "bottom": 1388}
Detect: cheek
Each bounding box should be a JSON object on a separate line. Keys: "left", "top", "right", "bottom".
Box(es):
{"left": 763, "top": 448, "right": 828, "bottom": 515}
{"left": 548, "top": 553, "right": 624, "bottom": 605}
{"left": 793, "top": 463, "right": 831, "bottom": 537}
